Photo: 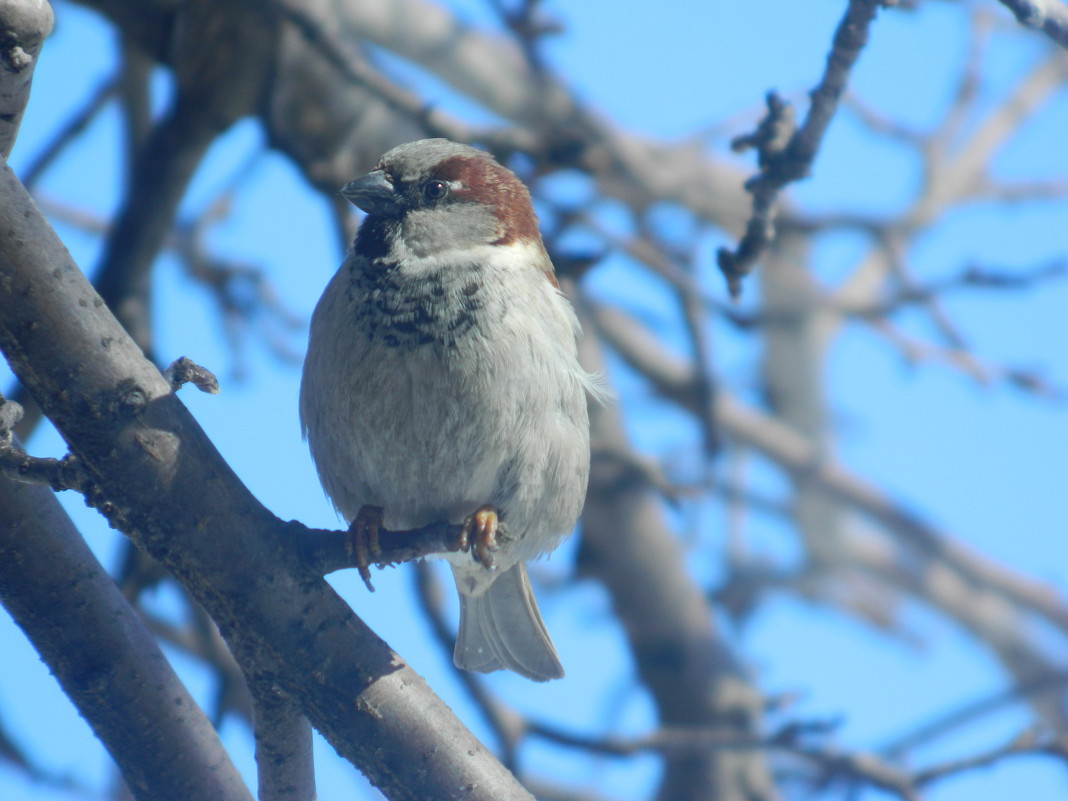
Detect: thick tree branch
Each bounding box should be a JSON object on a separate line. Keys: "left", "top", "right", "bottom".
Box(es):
{"left": 0, "top": 161, "right": 532, "bottom": 800}
{"left": 0, "top": 476, "right": 252, "bottom": 801}
{"left": 0, "top": 414, "right": 467, "bottom": 581}
{"left": 250, "top": 679, "right": 315, "bottom": 801}
{"left": 412, "top": 561, "right": 525, "bottom": 771}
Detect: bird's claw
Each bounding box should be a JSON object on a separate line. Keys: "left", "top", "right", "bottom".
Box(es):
{"left": 457, "top": 504, "right": 505, "bottom": 570}
{"left": 347, "top": 505, "right": 384, "bottom": 591}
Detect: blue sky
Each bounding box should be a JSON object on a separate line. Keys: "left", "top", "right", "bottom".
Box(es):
{"left": 2, "top": 2, "right": 1067, "bottom": 800}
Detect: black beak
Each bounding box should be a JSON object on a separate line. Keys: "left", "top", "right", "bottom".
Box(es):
{"left": 341, "top": 169, "right": 399, "bottom": 216}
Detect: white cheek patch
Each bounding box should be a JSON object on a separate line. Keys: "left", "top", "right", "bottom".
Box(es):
{"left": 433, "top": 241, "right": 548, "bottom": 276}
{"left": 397, "top": 242, "right": 526, "bottom": 275}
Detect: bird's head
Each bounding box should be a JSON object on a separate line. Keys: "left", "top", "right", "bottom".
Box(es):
{"left": 342, "top": 139, "right": 544, "bottom": 265}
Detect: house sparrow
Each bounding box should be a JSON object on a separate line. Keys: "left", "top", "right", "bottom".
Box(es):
{"left": 300, "top": 139, "right": 598, "bottom": 681}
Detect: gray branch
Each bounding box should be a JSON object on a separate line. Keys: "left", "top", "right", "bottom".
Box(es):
{"left": 998, "top": 0, "right": 1068, "bottom": 49}
{"left": 0, "top": 160, "right": 532, "bottom": 800}
{"left": 717, "top": 0, "right": 886, "bottom": 296}
{"left": 251, "top": 681, "right": 316, "bottom": 801}
{"left": 0, "top": 475, "right": 252, "bottom": 801}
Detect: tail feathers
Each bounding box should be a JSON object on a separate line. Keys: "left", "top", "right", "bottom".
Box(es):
{"left": 453, "top": 563, "right": 564, "bottom": 682}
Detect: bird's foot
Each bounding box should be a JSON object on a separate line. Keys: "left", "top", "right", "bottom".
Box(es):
{"left": 346, "top": 505, "right": 384, "bottom": 591}
{"left": 457, "top": 504, "right": 506, "bottom": 570}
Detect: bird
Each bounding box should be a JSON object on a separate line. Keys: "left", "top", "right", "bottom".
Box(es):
{"left": 299, "top": 138, "right": 599, "bottom": 681}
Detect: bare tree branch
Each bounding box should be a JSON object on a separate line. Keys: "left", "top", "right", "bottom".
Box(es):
{"left": 717, "top": 0, "right": 887, "bottom": 297}
{"left": 576, "top": 298, "right": 779, "bottom": 801}
{"left": 6, "top": 2, "right": 1066, "bottom": 798}
{"left": 412, "top": 561, "right": 525, "bottom": 772}
{"left": 0, "top": 160, "right": 534, "bottom": 801}
{"left": 250, "top": 680, "right": 316, "bottom": 801}
{"left": 0, "top": 471, "right": 252, "bottom": 801}
{"left": 997, "top": 0, "right": 1068, "bottom": 49}
{"left": 880, "top": 673, "right": 1068, "bottom": 758}
{"left": 91, "top": 1, "right": 278, "bottom": 354}
{"left": 913, "top": 727, "right": 1068, "bottom": 789}
{"left": 590, "top": 302, "right": 1068, "bottom": 667}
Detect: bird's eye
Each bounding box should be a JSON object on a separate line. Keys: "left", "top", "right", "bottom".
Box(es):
{"left": 424, "top": 180, "right": 449, "bottom": 201}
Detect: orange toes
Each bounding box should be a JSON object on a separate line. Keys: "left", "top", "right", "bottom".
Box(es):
{"left": 461, "top": 504, "right": 501, "bottom": 570}
{"left": 346, "top": 505, "right": 384, "bottom": 592}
